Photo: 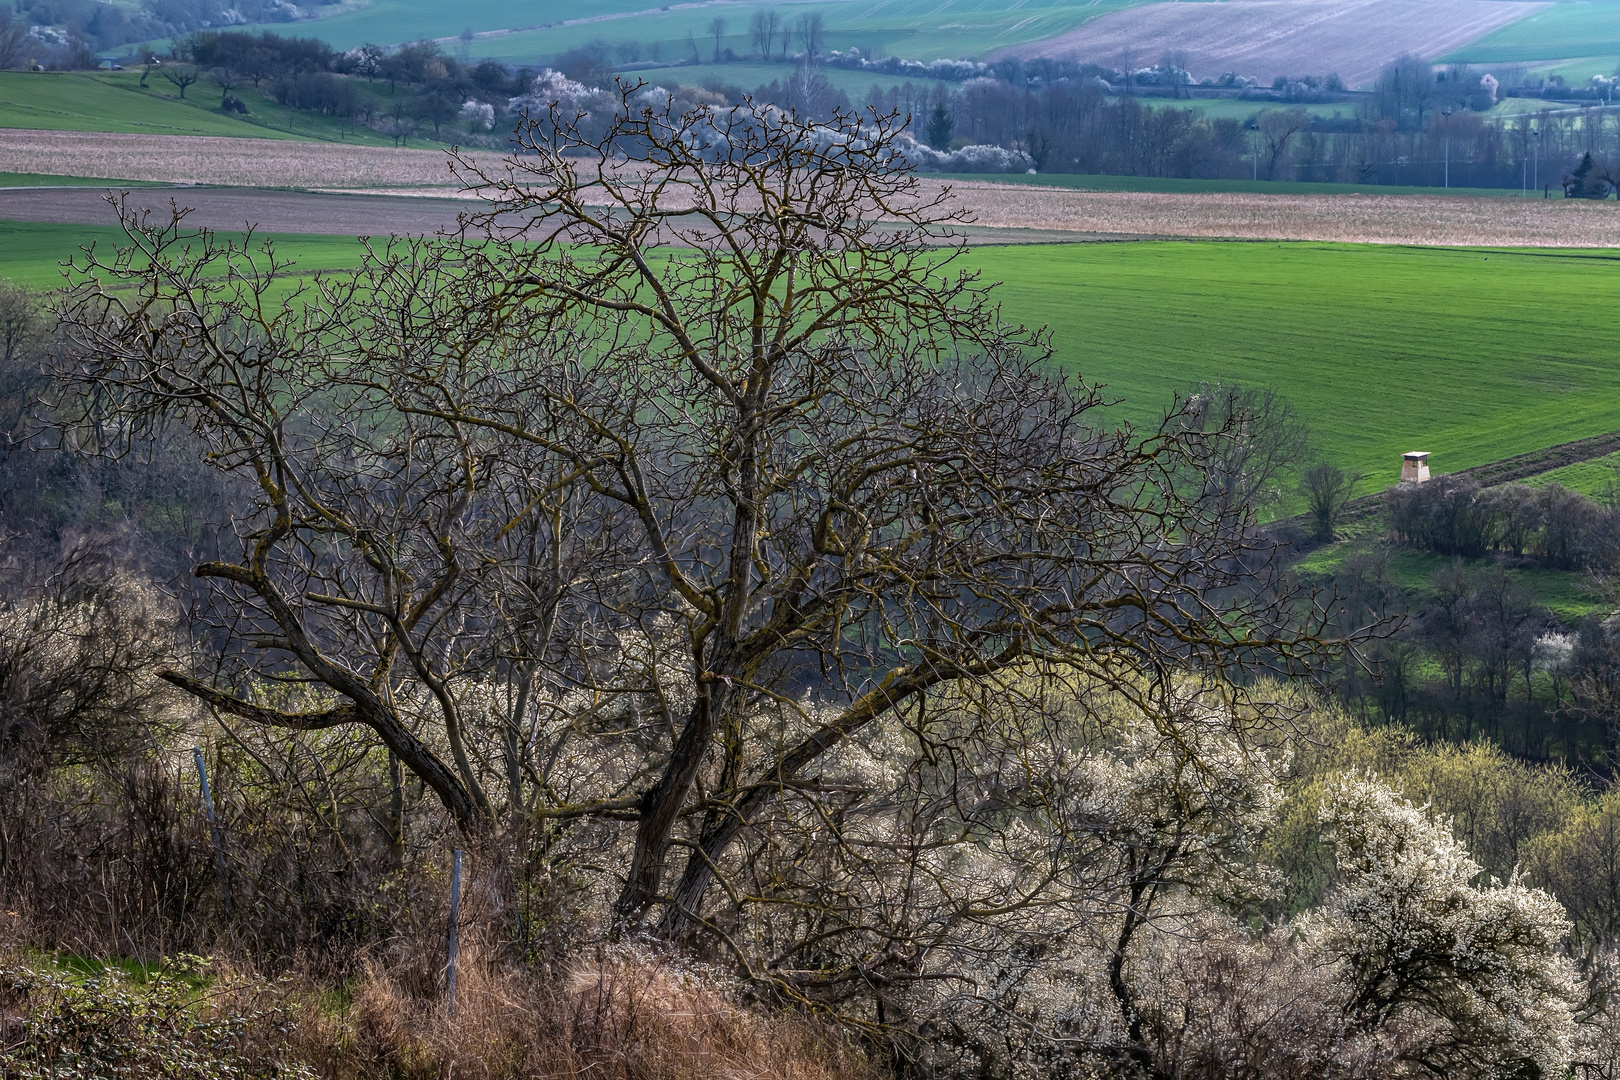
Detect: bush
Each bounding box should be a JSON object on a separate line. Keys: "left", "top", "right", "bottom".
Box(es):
{"left": 0, "top": 954, "right": 312, "bottom": 1079}
{"left": 1386, "top": 477, "right": 1619, "bottom": 571}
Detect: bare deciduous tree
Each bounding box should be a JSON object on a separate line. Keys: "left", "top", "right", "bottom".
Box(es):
{"left": 1180, "top": 381, "right": 1309, "bottom": 513}
{"left": 58, "top": 99, "right": 1349, "bottom": 988}
{"left": 1300, "top": 460, "right": 1362, "bottom": 542}
{"left": 161, "top": 62, "right": 200, "bottom": 100}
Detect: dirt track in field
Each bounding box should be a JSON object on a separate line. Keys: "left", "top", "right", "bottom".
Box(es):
{"left": 992, "top": 0, "right": 1547, "bottom": 88}
{"left": 0, "top": 185, "right": 482, "bottom": 236}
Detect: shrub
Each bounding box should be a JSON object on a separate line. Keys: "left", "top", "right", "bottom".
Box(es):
{"left": 0, "top": 954, "right": 313, "bottom": 1079}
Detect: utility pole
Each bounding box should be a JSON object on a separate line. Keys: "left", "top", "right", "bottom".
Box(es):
{"left": 1532, "top": 127, "right": 1539, "bottom": 191}
{"left": 1442, "top": 107, "right": 1452, "bottom": 188}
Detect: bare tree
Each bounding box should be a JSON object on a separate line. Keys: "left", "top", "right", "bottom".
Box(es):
{"left": 162, "top": 62, "right": 201, "bottom": 100}
{"left": 0, "top": 280, "right": 41, "bottom": 366}
{"left": 1161, "top": 49, "right": 1190, "bottom": 99}
{"left": 1300, "top": 461, "right": 1362, "bottom": 542}
{"left": 0, "top": 16, "right": 25, "bottom": 71}
{"left": 708, "top": 16, "right": 726, "bottom": 63}
{"left": 59, "top": 100, "right": 1349, "bottom": 966}
{"left": 795, "top": 12, "right": 824, "bottom": 58}
{"left": 209, "top": 66, "right": 243, "bottom": 107}
{"left": 1257, "top": 106, "right": 1311, "bottom": 179}
{"left": 1179, "top": 381, "right": 1309, "bottom": 513}
{"left": 749, "top": 8, "right": 777, "bottom": 59}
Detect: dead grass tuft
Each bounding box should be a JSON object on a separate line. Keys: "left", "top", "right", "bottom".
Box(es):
{"left": 290, "top": 945, "right": 877, "bottom": 1080}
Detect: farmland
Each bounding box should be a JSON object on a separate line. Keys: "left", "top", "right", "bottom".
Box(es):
{"left": 991, "top": 0, "right": 1548, "bottom": 88}
{"left": 221, "top": 0, "right": 1166, "bottom": 65}
{"left": 0, "top": 129, "right": 465, "bottom": 188}
{"left": 975, "top": 241, "right": 1620, "bottom": 489}
{"left": 0, "top": 70, "right": 420, "bottom": 144}
{"left": 1448, "top": 0, "right": 1620, "bottom": 66}
{"left": 3, "top": 216, "right": 1616, "bottom": 494}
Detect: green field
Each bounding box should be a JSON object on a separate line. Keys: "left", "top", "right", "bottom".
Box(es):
{"left": 1295, "top": 542, "right": 1611, "bottom": 623}
{"left": 220, "top": 0, "right": 1169, "bottom": 63}
{"left": 970, "top": 242, "right": 1620, "bottom": 491}
{"left": 0, "top": 71, "right": 406, "bottom": 144}
{"left": 0, "top": 220, "right": 371, "bottom": 289}
{"left": 1526, "top": 449, "right": 1620, "bottom": 497}
{"left": 0, "top": 172, "right": 152, "bottom": 186}
{"left": 4, "top": 221, "right": 1618, "bottom": 499}
{"left": 1448, "top": 1, "right": 1620, "bottom": 65}
{"left": 613, "top": 61, "right": 897, "bottom": 99}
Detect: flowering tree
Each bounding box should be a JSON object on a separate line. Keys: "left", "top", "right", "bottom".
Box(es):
{"left": 1308, "top": 776, "right": 1579, "bottom": 1078}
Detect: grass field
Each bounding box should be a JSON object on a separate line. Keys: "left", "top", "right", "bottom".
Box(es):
{"left": 1526, "top": 449, "right": 1620, "bottom": 497}
{"left": 1448, "top": 1, "right": 1620, "bottom": 65}
{"left": 3, "top": 221, "right": 1617, "bottom": 497}
{"left": 0, "top": 219, "right": 370, "bottom": 289}
{"left": 610, "top": 62, "right": 895, "bottom": 99}
{"left": 221, "top": 0, "right": 1163, "bottom": 63}
{"left": 0, "top": 71, "right": 404, "bottom": 145}
{"left": 0, "top": 172, "right": 150, "bottom": 186}
{"left": 1294, "top": 541, "right": 1611, "bottom": 622}
{"left": 969, "top": 242, "right": 1620, "bottom": 491}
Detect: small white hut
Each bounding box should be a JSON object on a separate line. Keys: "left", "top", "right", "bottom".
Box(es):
{"left": 1401, "top": 451, "right": 1431, "bottom": 483}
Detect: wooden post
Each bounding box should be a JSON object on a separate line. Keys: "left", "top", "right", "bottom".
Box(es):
{"left": 191, "top": 747, "right": 232, "bottom": 915}
{"left": 446, "top": 848, "right": 462, "bottom": 1017}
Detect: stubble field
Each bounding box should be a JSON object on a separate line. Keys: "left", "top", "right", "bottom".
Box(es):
{"left": 0, "top": 128, "right": 466, "bottom": 189}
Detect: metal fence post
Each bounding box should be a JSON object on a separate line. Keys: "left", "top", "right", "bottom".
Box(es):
{"left": 191, "top": 747, "right": 232, "bottom": 916}
{"left": 446, "top": 848, "right": 463, "bottom": 1017}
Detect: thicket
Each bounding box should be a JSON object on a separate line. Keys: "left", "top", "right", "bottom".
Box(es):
{"left": 1388, "top": 476, "right": 1620, "bottom": 570}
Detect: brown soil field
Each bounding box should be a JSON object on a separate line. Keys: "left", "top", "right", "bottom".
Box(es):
{"left": 993, "top": 0, "right": 1548, "bottom": 88}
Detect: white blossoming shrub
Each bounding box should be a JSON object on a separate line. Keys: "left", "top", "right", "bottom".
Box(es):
{"left": 899, "top": 137, "right": 1035, "bottom": 173}
{"left": 1304, "top": 775, "right": 1580, "bottom": 1079}
{"left": 459, "top": 99, "right": 495, "bottom": 131}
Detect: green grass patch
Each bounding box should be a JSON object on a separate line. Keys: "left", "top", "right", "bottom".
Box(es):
{"left": 1110, "top": 97, "right": 1349, "bottom": 123}
{"left": 937, "top": 172, "right": 1529, "bottom": 198}
{"left": 1525, "top": 450, "right": 1620, "bottom": 497}
{"left": 0, "top": 219, "right": 372, "bottom": 289}
{"left": 0, "top": 70, "right": 414, "bottom": 145}
{"left": 609, "top": 62, "right": 900, "bottom": 99}
{"left": 0, "top": 172, "right": 155, "bottom": 186}
{"left": 1448, "top": 1, "right": 1620, "bottom": 65}
{"left": 968, "top": 242, "right": 1620, "bottom": 492}
{"left": 1296, "top": 542, "right": 1611, "bottom": 624}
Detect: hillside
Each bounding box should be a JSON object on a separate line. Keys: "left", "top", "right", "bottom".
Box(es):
{"left": 0, "top": 70, "right": 409, "bottom": 144}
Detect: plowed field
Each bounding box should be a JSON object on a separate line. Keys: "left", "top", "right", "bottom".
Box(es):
{"left": 994, "top": 0, "right": 1547, "bottom": 88}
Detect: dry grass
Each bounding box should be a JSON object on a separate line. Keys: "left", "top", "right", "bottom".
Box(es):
{"left": 290, "top": 947, "right": 877, "bottom": 1080}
